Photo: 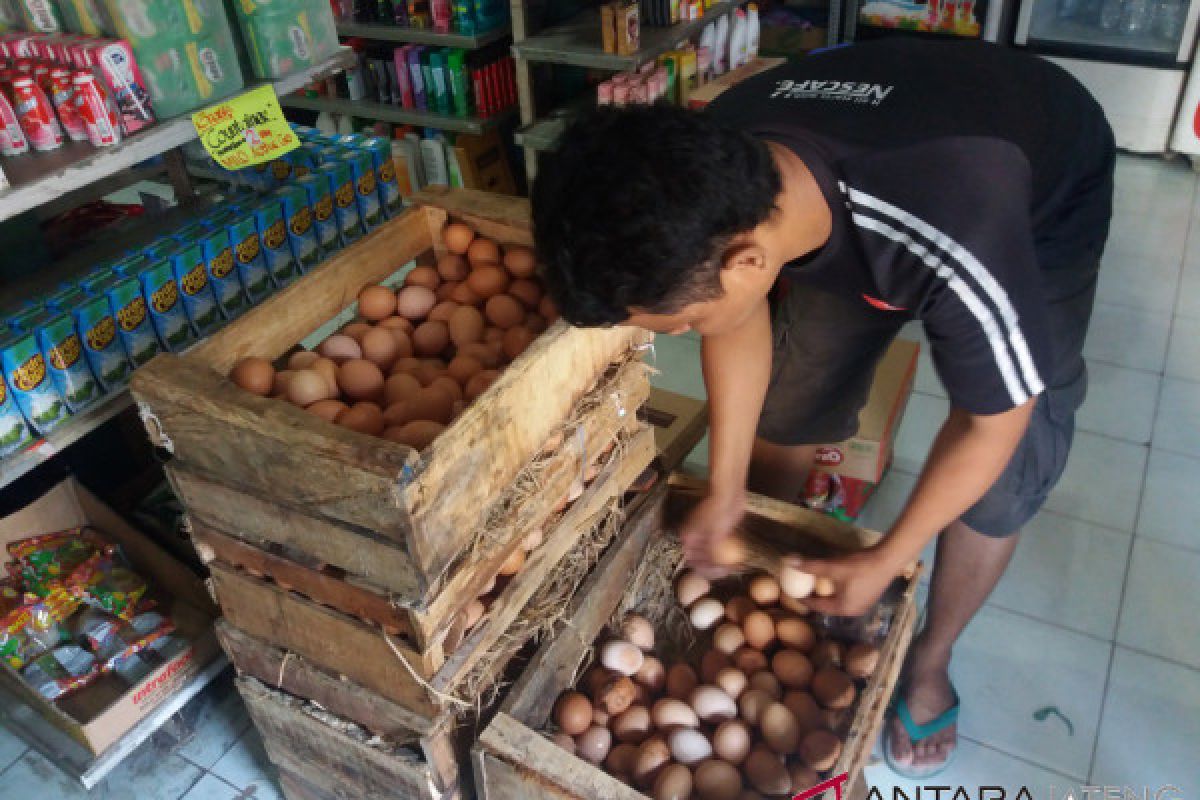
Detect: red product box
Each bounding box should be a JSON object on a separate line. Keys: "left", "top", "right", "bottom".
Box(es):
{"left": 6, "top": 33, "right": 40, "bottom": 59}
{"left": 82, "top": 39, "right": 155, "bottom": 135}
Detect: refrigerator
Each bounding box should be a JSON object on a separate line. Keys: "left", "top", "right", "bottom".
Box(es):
{"left": 853, "top": 0, "right": 1009, "bottom": 40}
{"left": 1014, "top": 0, "right": 1200, "bottom": 152}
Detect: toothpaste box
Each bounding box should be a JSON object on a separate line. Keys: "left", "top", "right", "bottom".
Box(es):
{"left": 252, "top": 198, "right": 299, "bottom": 288}
{"left": 18, "top": 309, "right": 101, "bottom": 413}
{"left": 224, "top": 209, "right": 273, "bottom": 304}
{"left": 273, "top": 184, "right": 321, "bottom": 271}
{"left": 99, "top": 274, "right": 160, "bottom": 367}
{"left": 169, "top": 242, "right": 221, "bottom": 336}
{"left": 296, "top": 174, "right": 339, "bottom": 255}
{"left": 0, "top": 333, "right": 70, "bottom": 435}
{"left": 198, "top": 224, "right": 248, "bottom": 320}
{"left": 72, "top": 290, "right": 132, "bottom": 392}
{"left": 342, "top": 151, "right": 383, "bottom": 232}
{"left": 136, "top": 258, "right": 195, "bottom": 351}
{"left": 0, "top": 369, "right": 35, "bottom": 458}
{"left": 317, "top": 162, "right": 362, "bottom": 246}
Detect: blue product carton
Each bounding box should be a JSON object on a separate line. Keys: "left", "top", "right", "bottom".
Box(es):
{"left": 343, "top": 151, "right": 383, "bottom": 231}
{"left": 273, "top": 184, "right": 321, "bottom": 271}
{"left": 0, "top": 333, "right": 70, "bottom": 435}
{"left": 137, "top": 259, "right": 195, "bottom": 351}
{"left": 19, "top": 310, "right": 101, "bottom": 413}
{"left": 101, "top": 275, "right": 160, "bottom": 368}
{"left": 169, "top": 243, "right": 222, "bottom": 336}
{"left": 225, "top": 210, "right": 273, "bottom": 305}
{"left": 252, "top": 199, "right": 300, "bottom": 288}
{"left": 317, "top": 162, "right": 363, "bottom": 246}
{"left": 198, "top": 225, "right": 249, "bottom": 320}
{"left": 0, "top": 370, "right": 35, "bottom": 458}
{"left": 296, "top": 174, "right": 340, "bottom": 255}
{"left": 72, "top": 291, "right": 132, "bottom": 392}
{"left": 364, "top": 136, "right": 403, "bottom": 218}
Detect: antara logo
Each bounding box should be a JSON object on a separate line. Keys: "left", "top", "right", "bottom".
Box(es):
{"left": 770, "top": 79, "right": 894, "bottom": 105}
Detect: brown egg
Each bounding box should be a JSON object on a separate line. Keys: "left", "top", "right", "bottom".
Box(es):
{"left": 317, "top": 334, "right": 362, "bottom": 363}
{"left": 412, "top": 320, "right": 450, "bottom": 357}
{"left": 694, "top": 759, "right": 743, "bottom": 800}
{"left": 508, "top": 278, "right": 542, "bottom": 309}
{"left": 287, "top": 370, "right": 332, "bottom": 407}
{"left": 230, "top": 357, "right": 274, "bottom": 396}
{"left": 637, "top": 738, "right": 674, "bottom": 789}
{"left": 267, "top": 369, "right": 292, "bottom": 398}
{"left": 358, "top": 285, "right": 397, "bottom": 321}
{"left": 360, "top": 327, "right": 401, "bottom": 369}
{"left": 384, "top": 372, "right": 422, "bottom": 405}
{"left": 288, "top": 350, "right": 320, "bottom": 370}
{"left": 410, "top": 359, "right": 446, "bottom": 386}
{"left": 652, "top": 763, "right": 692, "bottom": 800}
{"left": 635, "top": 656, "right": 666, "bottom": 693}
{"left": 539, "top": 294, "right": 560, "bottom": 322}
{"left": 429, "top": 375, "right": 463, "bottom": 406}
{"left": 613, "top": 705, "right": 653, "bottom": 744}
{"left": 799, "top": 729, "right": 842, "bottom": 771}
{"left": 599, "top": 675, "right": 638, "bottom": 715}
{"left": 780, "top": 594, "right": 810, "bottom": 615}
{"left": 386, "top": 387, "right": 454, "bottom": 425}
{"left": 748, "top": 575, "right": 781, "bottom": 606}
{"left": 443, "top": 222, "right": 474, "bottom": 254}
{"left": 464, "top": 369, "right": 499, "bottom": 401}
{"left": 385, "top": 419, "right": 445, "bottom": 449}
{"left": 700, "top": 650, "right": 732, "bottom": 684}
{"left": 485, "top": 294, "right": 525, "bottom": 329}
{"left": 593, "top": 709, "right": 610, "bottom": 728}
{"left": 742, "top": 611, "right": 775, "bottom": 651}
{"left": 450, "top": 283, "right": 481, "bottom": 305}
{"left": 665, "top": 663, "right": 699, "bottom": 701}
{"left": 503, "top": 326, "right": 536, "bottom": 360}
{"left": 525, "top": 312, "right": 549, "bottom": 334}
{"left": 436, "top": 282, "right": 457, "bottom": 302}
{"left": 483, "top": 326, "right": 506, "bottom": 345}
{"left": 772, "top": 650, "right": 813, "bottom": 690}
{"left": 438, "top": 253, "right": 469, "bottom": 281}
{"left": 396, "top": 286, "right": 437, "bottom": 320}
{"left": 576, "top": 726, "right": 612, "bottom": 765}
{"left": 744, "top": 747, "right": 790, "bottom": 796}
{"left": 810, "top": 640, "right": 843, "bottom": 670}
{"left": 782, "top": 691, "right": 824, "bottom": 732}
{"left": 466, "top": 265, "right": 509, "bottom": 298}
{"left": 712, "top": 719, "right": 752, "bottom": 765}
{"left": 811, "top": 668, "right": 856, "bottom": 710}
{"left": 447, "top": 306, "right": 485, "bottom": 347}
{"left": 428, "top": 300, "right": 459, "bottom": 323}
{"left": 737, "top": 689, "right": 773, "bottom": 726}
{"left": 844, "top": 643, "right": 880, "bottom": 679}
{"left": 714, "top": 667, "right": 747, "bottom": 701}
{"left": 446, "top": 355, "right": 483, "bottom": 385}
{"left": 776, "top": 617, "right": 816, "bottom": 652}
{"left": 733, "top": 647, "right": 768, "bottom": 675}
{"left": 457, "top": 342, "right": 502, "bottom": 369}
{"left": 605, "top": 743, "right": 639, "bottom": 778}
{"left": 503, "top": 245, "right": 537, "bottom": 277}
{"left": 336, "top": 403, "right": 384, "bottom": 436}
{"left": 467, "top": 237, "right": 500, "bottom": 267}
{"left": 713, "top": 623, "right": 746, "bottom": 656}
{"left": 337, "top": 359, "right": 385, "bottom": 401}
{"left": 311, "top": 357, "right": 340, "bottom": 395}
{"left": 760, "top": 702, "right": 800, "bottom": 754}
{"left": 306, "top": 398, "right": 346, "bottom": 422}
{"left": 378, "top": 315, "right": 413, "bottom": 333}
{"left": 341, "top": 322, "right": 373, "bottom": 341}
{"left": 748, "top": 670, "right": 783, "bottom": 700}
{"left": 790, "top": 763, "right": 820, "bottom": 795}
{"left": 405, "top": 266, "right": 441, "bottom": 290}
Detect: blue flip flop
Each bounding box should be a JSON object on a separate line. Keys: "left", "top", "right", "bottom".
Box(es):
{"left": 882, "top": 684, "right": 961, "bottom": 779}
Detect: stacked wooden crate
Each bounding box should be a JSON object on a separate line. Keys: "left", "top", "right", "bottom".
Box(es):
{"left": 130, "top": 189, "right": 670, "bottom": 799}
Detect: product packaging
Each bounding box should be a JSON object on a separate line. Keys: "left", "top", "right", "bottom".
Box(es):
{"left": 295, "top": 173, "right": 340, "bottom": 254}
{"left": 82, "top": 39, "right": 155, "bottom": 135}
{"left": 96, "top": 272, "right": 160, "bottom": 368}
{"left": 251, "top": 199, "right": 300, "bottom": 288}
{"left": 273, "top": 184, "right": 321, "bottom": 270}
{"left": 57, "top": 0, "right": 109, "bottom": 34}
{"left": 72, "top": 71, "right": 121, "bottom": 147}
{"left": 342, "top": 150, "right": 382, "bottom": 231}
{"left": 135, "top": 258, "right": 194, "bottom": 351}
{"left": 16, "top": 0, "right": 63, "bottom": 32}
{"left": 317, "top": 161, "right": 363, "bottom": 246}
{"left": 0, "top": 333, "right": 69, "bottom": 435}
{"left": 71, "top": 291, "right": 132, "bottom": 392}
{"left": 197, "top": 221, "right": 248, "bottom": 321}
{"left": 169, "top": 242, "right": 221, "bottom": 336}
{"left": 615, "top": 1, "right": 638, "bottom": 55}
{"left": 0, "top": 371, "right": 35, "bottom": 458}
{"left": 18, "top": 309, "right": 101, "bottom": 414}
{"left": 233, "top": 0, "right": 339, "bottom": 81}
{"left": 223, "top": 209, "right": 274, "bottom": 305}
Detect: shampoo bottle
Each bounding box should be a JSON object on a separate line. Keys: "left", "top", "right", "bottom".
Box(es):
{"left": 713, "top": 13, "right": 730, "bottom": 74}
{"left": 729, "top": 9, "right": 748, "bottom": 71}
{"left": 419, "top": 136, "right": 449, "bottom": 186}
{"left": 746, "top": 3, "right": 760, "bottom": 61}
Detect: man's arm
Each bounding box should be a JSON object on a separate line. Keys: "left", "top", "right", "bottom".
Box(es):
{"left": 803, "top": 398, "right": 1035, "bottom": 616}
{"left": 679, "top": 297, "right": 774, "bottom": 574}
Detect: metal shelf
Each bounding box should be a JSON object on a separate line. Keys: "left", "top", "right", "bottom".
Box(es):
{"left": 513, "top": 1, "right": 735, "bottom": 70}
{"left": 335, "top": 20, "right": 511, "bottom": 48}
{"left": 280, "top": 94, "right": 515, "bottom": 134}
{"left": 0, "top": 49, "right": 354, "bottom": 225}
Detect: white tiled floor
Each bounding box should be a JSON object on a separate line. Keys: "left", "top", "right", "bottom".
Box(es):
{"left": 0, "top": 154, "right": 1196, "bottom": 799}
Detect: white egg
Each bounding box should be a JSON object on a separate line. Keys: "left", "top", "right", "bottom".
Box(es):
{"left": 689, "top": 685, "right": 737, "bottom": 724}
{"left": 601, "top": 639, "right": 645, "bottom": 677}
{"left": 689, "top": 598, "right": 725, "bottom": 631}
{"left": 667, "top": 728, "right": 712, "bottom": 766}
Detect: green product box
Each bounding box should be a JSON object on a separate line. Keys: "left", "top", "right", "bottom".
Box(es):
{"left": 136, "top": 258, "right": 195, "bottom": 351}
{"left": 16, "top": 0, "right": 64, "bottom": 32}
{"left": 103, "top": 0, "right": 226, "bottom": 44}
{"left": 18, "top": 309, "right": 101, "bottom": 414}
{"left": 100, "top": 274, "right": 162, "bottom": 368}
{"left": 0, "top": 366, "right": 36, "bottom": 458}
{"left": 296, "top": 174, "right": 340, "bottom": 254}
{"left": 79, "top": 267, "right": 117, "bottom": 296}
{"left": 343, "top": 152, "right": 382, "bottom": 232}
{"left": 274, "top": 184, "right": 321, "bottom": 271}
{"left": 364, "top": 136, "right": 402, "bottom": 218}
{"left": 198, "top": 226, "right": 249, "bottom": 319}
{"left": 58, "top": 0, "right": 109, "bottom": 35}
{"left": 317, "top": 162, "right": 363, "bottom": 245}
{"left": 240, "top": 3, "right": 339, "bottom": 81}
{"left": 0, "top": 333, "right": 69, "bottom": 435}
{"left": 170, "top": 242, "right": 222, "bottom": 336}
{"left": 134, "top": 25, "right": 244, "bottom": 118}
{"left": 292, "top": 143, "right": 321, "bottom": 177}
{"left": 251, "top": 200, "right": 299, "bottom": 288}
{"left": 72, "top": 291, "right": 133, "bottom": 392}
{"left": 225, "top": 210, "right": 273, "bottom": 304}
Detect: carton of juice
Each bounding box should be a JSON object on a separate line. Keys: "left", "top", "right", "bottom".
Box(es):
{"left": 364, "top": 136, "right": 403, "bottom": 218}
{"left": 0, "top": 333, "right": 69, "bottom": 435}
{"left": 296, "top": 173, "right": 339, "bottom": 255}
{"left": 267, "top": 152, "right": 293, "bottom": 184}
{"left": 72, "top": 290, "right": 132, "bottom": 391}
{"left": 136, "top": 258, "right": 194, "bottom": 351}
{"left": 141, "top": 238, "right": 178, "bottom": 262}
{"left": 100, "top": 273, "right": 160, "bottom": 367}
{"left": 198, "top": 223, "right": 248, "bottom": 319}
{"left": 317, "top": 162, "right": 363, "bottom": 246}
{"left": 342, "top": 151, "right": 383, "bottom": 232}
{"left": 169, "top": 242, "right": 221, "bottom": 336}
{"left": 83, "top": 39, "right": 156, "bottom": 135}
{"left": 223, "top": 209, "right": 273, "bottom": 305}
{"left": 273, "top": 184, "right": 321, "bottom": 271}
{"left": 252, "top": 199, "right": 299, "bottom": 288}
{"left": 0, "top": 369, "right": 36, "bottom": 458}
{"left": 18, "top": 309, "right": 101, "bottom": 412}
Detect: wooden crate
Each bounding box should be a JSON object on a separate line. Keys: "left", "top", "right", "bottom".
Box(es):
{"left": 473, "top": 477, "right": 920, "bottom": 799}
{"left": 131, "top": 187, "right": 653, "bottom": 605}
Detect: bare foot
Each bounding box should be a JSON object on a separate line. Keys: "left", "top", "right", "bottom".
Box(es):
{"left": 888, "top": 637, "right": 958, "bottom": 772}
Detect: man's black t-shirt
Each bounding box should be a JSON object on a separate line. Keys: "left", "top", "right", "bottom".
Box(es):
{"left": 706, "top": 39, "right": 1115, "bottom": 415}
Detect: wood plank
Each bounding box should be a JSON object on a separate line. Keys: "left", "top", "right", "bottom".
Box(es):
{"left": 238, "top": 676, "right": 448, "bottom": 800}
{"left": 643, "top": 387, "right": 708, "bottom": 472}
{"left": 431, "top": 427, "right": 657, "bottom": 694}
{"left": 210, "top": 564, "right": 442, "bottom": 718}
{"left": 215, "top": 619, "right": 442, "bottom": 738}
{"left": 475, "top": 751, "right": 580, "bottom": 800}
{"left": 413, "top": 186, "right": 533, "bottom": 245}
{"left": 196, "top": 525, "right": 416, "bottom": 639}
{"left": 168, "top": 466, "right": 421, "bottom": 598}
{"left": 191, "top": 208, "right": 434, "bottom": 372}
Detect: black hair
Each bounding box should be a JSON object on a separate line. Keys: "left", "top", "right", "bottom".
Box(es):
{"left": 533, "top": 104, "right": 781, "bottom": 327}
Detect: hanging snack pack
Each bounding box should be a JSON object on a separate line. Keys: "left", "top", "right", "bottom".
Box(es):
{"left": 58, "top": 0, "right": 110, "bottom": 34}
{"left": 230, "top": 0, "right": 338, "bottom": 80}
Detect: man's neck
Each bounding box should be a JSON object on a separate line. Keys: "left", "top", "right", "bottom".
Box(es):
{"left": 764, "top": 141, "right": 834, "bottom": 265}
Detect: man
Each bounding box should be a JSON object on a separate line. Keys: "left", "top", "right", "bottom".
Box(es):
{"left": 533, "top": 39, "right": 1114, "bottom": 777}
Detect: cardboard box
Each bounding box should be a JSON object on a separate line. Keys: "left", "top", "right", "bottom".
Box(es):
{"left": 0, "top": 479, "right": 219, "bottom": 756}
{"left": 452, "top": 129, "right": 516, "bottom": 195}
{"left": 813, "top": 338, "right": 919, "bottom": 484}
{"left": 687, "top": 56, "right": 787, "bottom": 110}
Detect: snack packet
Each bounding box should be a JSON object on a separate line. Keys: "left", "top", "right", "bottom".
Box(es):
{"left": 7, "top": 528, "right": 110, "bottom": 597}
{"left": 21, "top": 644, "right": 99, "bottom": 699}
{"left": 72, "top": 607, "right": 174, "bottom": 672}
{"left": 0, "top": 600, "right": 68, "bottom": 669}
{"left": 66, "top": 553, "right": 148, "bottom": 620}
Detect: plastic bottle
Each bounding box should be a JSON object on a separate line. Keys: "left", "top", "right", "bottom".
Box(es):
{"left": 445, "top": 144, "right": 464, "bottom": 188}
{"left": 746, "top": 4, "right": 760, "bottom": 61}
{"left": 419, "top": 137, "right": 449, "bottom": 185}
{"left": 713, "top": 14, "right": 730, "bottom": 75}
{"left": 315, "top": 110, "right": 337, "bottom": 136}
{"left": 729, "top": 9, "right": 748, "bottom": 71}
{"left": 336, "top": 114, "right": 355, "bottom": 135}
{"left": 699, "top": 22, "right": 716, "bottom": 59}
{"left": 448, "top": 49, "right": 471, "bottom": 116}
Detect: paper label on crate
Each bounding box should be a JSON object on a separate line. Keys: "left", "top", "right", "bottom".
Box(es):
{"left": 191, "top": 85, "right": 298, "bottom": 170}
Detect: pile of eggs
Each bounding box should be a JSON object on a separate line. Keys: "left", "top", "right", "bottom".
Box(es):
{"left": 549, "top": 571, "right": 880, "bottom": 799}
{"left": 228, "top": 222, "right": 558, "bottom": 450}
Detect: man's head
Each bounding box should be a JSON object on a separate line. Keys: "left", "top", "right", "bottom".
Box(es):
{"left": 533, "top": 105, "right": 784, "bottom": 336}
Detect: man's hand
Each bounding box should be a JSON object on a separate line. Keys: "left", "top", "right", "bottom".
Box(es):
{"left": 792, "top": 548, "right": 905, "bottom": 617}
{"left": 680, "top": 491, "right": 746, "bottom": 579}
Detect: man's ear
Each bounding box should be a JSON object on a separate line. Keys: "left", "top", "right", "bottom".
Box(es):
{"left": 721, "top": 242, "right": 768, "bottom": 273}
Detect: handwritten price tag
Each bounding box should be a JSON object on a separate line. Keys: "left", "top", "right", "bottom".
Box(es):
{"left": 191, "top": 85, "right": 299, "bottom": 170}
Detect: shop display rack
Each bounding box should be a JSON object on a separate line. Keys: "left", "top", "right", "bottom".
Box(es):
{"left": 279, "top": 94, "right": 515, "bottom": 135}
{"left": 335, "top": 20, "right": 511, "bottom": 48}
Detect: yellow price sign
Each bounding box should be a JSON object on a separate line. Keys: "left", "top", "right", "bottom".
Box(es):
{"left": 191, "top": 85, "right": 299, "bottom": 170}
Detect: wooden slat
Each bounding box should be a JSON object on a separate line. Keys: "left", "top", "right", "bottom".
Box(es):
{"left": 643, "top": 387, "right": 707, "bottom": 472}
{"left": 476, "top": 749, "right": 581, "bottom": 800}
{"left": 209, "top": 564, "right": 442, "bottom": 718}
{"left": 413, "top": 186, "right": 534, "bottom": 246}
{"left": 168, "top": 467, "right": 420, "bottom": 598}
